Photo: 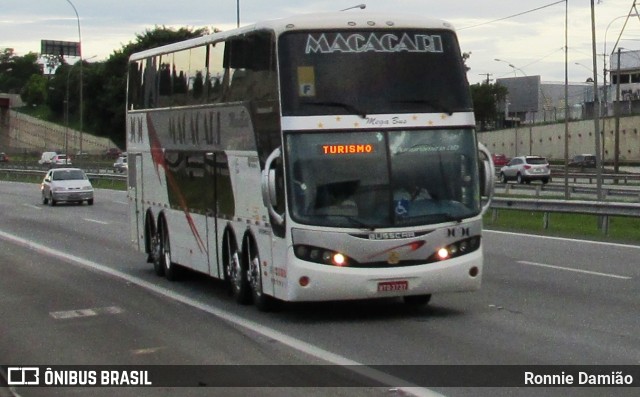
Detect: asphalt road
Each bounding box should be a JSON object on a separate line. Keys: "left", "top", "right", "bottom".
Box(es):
{"left": 0, "top": 181, "right": 638, "bottom": 397}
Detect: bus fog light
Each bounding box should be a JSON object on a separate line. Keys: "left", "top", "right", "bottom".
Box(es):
{"left": 299, "top": 276, "right": 310, "bottom": 287}
{"left": 437, "top": 248, "right": 450, "bottom": 260}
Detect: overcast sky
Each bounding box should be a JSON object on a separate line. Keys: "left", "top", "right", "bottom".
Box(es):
{"left": 2, "top": 0, "right": 640, "bottom": 84}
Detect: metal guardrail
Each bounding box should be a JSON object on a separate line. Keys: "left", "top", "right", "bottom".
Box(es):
{"left": 2, "top": 167, "right": 639, "bottom": 235}
{"left": 553, "top": 172, "right": 640, "bottom": 185}
{"left": 490, "top": 197, "right": 640, "bottom": 235}
{"left": 0, "top": 168, "right": 126, "bottom": 184}
{"left": 497, "top": 181, "right": 640, "bottom": 200}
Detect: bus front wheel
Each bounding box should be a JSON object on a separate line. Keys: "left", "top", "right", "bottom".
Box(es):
{"left": 245, "top": 237, "right": 279, "bottom": 312}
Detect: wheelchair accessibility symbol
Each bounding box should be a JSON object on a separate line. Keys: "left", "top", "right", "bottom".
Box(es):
{"left": 395, "top": 199, "right": 409, "bottom": 217}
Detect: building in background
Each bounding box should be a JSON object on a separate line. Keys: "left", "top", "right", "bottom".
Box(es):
{"left": 608, "top": 48, "right": 640, "bottom": 115}
{"left": 496, "top": 76, "right": 593, "bottom": 125}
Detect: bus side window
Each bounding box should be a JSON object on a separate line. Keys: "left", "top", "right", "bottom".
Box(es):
{"left": 207, "top": 42, "right": 226, "bottom": 103}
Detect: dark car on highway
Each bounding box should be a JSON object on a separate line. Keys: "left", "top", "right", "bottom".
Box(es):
{"left": 569, "top": 154, "right": 596, "bottom": 168}
{"left": 104, "top": 147, "right": 122, "bottom": 159}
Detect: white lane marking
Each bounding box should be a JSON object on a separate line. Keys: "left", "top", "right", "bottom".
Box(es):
{"left": 112, "top": 200, "right": 128, "bottom": 205}
{"left": 23, "top": 204, "right": 42, "bottom": 210}
{"left": 84, "top": 218, "right": 109, "bottom": 225}
{"left": 518, "top": 261, "right": 632, "bottom": 280}
{"left": 0, "top": 229, "right": 441, "bottom": 397}
{"left": 50, "top": 306, "right": 124, "bottom": 320}
{"left": 485, "top": 229, "right": 640, "bottom": 250}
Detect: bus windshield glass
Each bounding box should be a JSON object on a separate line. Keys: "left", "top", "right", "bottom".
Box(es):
{"left": 278, "top": 30, "right": 472, "bottom": 117}
{"left": 286, "top": 129, "right": 480, "bottom": 228}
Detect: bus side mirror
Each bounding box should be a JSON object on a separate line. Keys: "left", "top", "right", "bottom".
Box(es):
{"left": 261, "top": 147, "right": 284, "bottom": 225}
{"left": 478, "top": 142, "right": 495, "bottom": 215}
{"left": 266, "top": 168, "right": 278, "bottom": 206}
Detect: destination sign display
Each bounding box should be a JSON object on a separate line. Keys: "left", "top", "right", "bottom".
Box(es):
{"left": 321, "top": 144, "right": 375, "bottom": 155}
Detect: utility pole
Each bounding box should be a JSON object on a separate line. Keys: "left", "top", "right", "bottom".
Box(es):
{"left": 614, "top": 47, "right": 622, "bottom": 175}
{"left": 479, "top": 73, "right": 493, "bottom": 84}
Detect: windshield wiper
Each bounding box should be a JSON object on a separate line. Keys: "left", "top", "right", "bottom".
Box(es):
{"left": 391, "top": 99, "right": 454, "bottom": 115}
{"left": 325, "top": 214, "right": 376, "bottom": 230}
{"left": 304, "top": 101, "right": 367, "bottom": 118}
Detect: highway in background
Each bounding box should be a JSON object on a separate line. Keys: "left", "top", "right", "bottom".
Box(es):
{"left": 0, "top": 181, "right": 638, "bottom": 397}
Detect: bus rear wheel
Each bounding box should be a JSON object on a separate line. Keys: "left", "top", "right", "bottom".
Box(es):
{"left": 226, "top": 233, "right": 251, "bottom": 304}
{"left": 158, "top": 219, "right": 180, "bottom": 281}
{"left": 151, "top": 233, "right": 164, "bottom": 276}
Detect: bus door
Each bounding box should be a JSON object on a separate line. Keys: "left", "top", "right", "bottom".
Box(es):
{"left": 261, "top": 147, "right": 286, "bottom": 299}
{"left": 205, "top": 152, "right": 220, "bottom": 278}
{"left": 129, "top": 153, "right": 144, "bottom": 250}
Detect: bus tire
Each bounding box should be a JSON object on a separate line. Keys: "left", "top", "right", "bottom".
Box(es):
{"left": 225, "top": 232, "right": 251, "bottom": 304}
{"left": 403, "top": 294, "right": 432, "bottom": 306}
{"left": 151, "top": 231, "right": 164, "bottom": 276}
{"left": 245, "top": 236, "right": 279, "bottom": 312}
{"left": 158, "top": 218, "right": 180, "bottom": 281}
{"left": 145, "top": 213, "right": 156, "bottom": 264}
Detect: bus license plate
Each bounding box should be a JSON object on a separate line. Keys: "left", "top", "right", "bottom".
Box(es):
{"left": 377, "top": 280, "right": 408, "bottom": 292}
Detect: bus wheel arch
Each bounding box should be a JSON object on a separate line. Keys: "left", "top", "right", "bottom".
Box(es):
{"left": 243, "top": 232, "right": 278, "bottom": 312}
{"left": 224, "top": 226, "right": 251, "bottom": 304}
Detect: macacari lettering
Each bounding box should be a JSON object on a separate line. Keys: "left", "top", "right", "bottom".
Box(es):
{"left": 306, "top": 33, "right": 443, "bottom": 54}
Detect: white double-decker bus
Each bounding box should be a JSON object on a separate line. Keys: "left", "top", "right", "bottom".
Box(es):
{"left": 126, "top": 12, "right": 494, "bottom": 310}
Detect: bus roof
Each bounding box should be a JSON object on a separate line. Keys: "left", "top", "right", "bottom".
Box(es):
{"left": 129, "top": 12, "right": 456, "bottom": 62}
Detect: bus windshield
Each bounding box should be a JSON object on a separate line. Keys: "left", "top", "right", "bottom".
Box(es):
{"left": 278, "top": 30, "right": 472, "bottom": 117}
{"left": 286, "top": 129, "right": 480, "bottom": 229}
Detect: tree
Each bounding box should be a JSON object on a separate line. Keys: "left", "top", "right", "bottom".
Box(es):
{"left": 470, "top": 82, "right": 508, "bottom": 131}
{"left": 21, "top": 74, "right": 48, "bottom": 106}
{"left": 0, "top": 49, "right": 42, "bottom": 94}
{"left": 83, "top": 26, "right": 208, "bottom": 147}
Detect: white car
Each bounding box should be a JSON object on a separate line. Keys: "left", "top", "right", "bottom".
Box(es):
{"left": 113, "top": 156, "right": 128, "bottom": 173}
{"left": 38, "top": 151, "right": 57, "bottom": 165}
{"left": 41, "top": 168, "right": 94, "bottom": 206}
{"left": 51, "top": 154, "right": 72, "bottom": 166}
{"left": 499, "top": 155, "right": 551, "bottom": 184}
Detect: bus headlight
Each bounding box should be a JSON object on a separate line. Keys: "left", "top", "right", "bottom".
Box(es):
{"left": 429, "top": 236, "right": 481, "bottom": 262}
{"left": 294, "top": 245, "right": 355, "bottom": 267}
{"left": 437, "top": 248, "right": 450, "bottom": 260}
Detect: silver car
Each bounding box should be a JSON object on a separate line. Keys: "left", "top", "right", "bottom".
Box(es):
{"left": 41, "top": 168, "right": 94, "bottom": 206}
{"left": 113, "top": 156, "right": 128, "bottom": 173}
{"left": 500, "top": 155, "right": 551, "bottom": 184}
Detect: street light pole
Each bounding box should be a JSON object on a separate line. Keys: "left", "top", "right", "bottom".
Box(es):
{"left": 494, "top": 58, "right": 526, "bottom": 77}
{"left": 340, "top": 4, "right": 366, "bottom": 11}
{"left": 590, "top": 0, "right": 603, "bottom": 202}
{"left": 65, "top": 0, "right": 83, "bottom": 154}
{"left": 236, "top": 0, "right": 240, "bottom": 27}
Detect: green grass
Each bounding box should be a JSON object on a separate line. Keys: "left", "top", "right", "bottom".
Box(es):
{"left": 15, "top": 105, "right": 81, "bottom": 131}
{"left": 484, "top": 209, "right": 640, "bottom": 244}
